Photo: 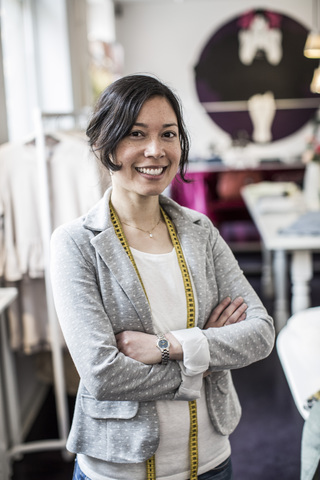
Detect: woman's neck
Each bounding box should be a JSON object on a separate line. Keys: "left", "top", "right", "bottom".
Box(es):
{"left": 110, "top": 189, "right": 172, "bottom": 254}
{"left": 110, "top": 190, "right": 161, "bottom": 228}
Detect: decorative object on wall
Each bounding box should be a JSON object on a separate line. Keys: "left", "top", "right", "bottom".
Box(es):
{"left": 194, "top": 9, "right": 320, "bottom": 144}
{"left": 89, "top": 40, "right": 124, "bottom": 100}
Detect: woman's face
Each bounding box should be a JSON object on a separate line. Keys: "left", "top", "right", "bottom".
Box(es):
{"left": 111, "top": 96, "right": 182, "bottom": 199}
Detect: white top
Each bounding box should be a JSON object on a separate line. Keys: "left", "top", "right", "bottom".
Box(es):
{"left": 78, "top": 247, "right": 230, "bottom": 479}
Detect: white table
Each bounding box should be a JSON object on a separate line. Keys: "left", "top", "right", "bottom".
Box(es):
{"left": 242, "top": 182, "right": 320, "bottom": 330}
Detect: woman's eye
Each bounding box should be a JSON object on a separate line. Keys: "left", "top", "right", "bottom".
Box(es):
{"left": 130, "top": 130, "right": 143, "bottom": 137}
{"left": 163, "top": 131, "right": 177, "bottom": 138}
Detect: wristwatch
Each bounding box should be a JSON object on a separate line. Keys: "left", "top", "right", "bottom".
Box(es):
{"left": 156, "top": 334, "right": 170, "bottom": 365}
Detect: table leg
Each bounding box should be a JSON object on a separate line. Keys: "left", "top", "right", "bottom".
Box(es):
{"left": 261, "top": 245, "right": 274, "bottom": 298}
{"left": 291, "top": 251, "right": 313, "bottom": 314}
{"left": 0, "top": 311, "right": 22, "bottom": 455}
{"left": 273, "top": 250, "right": 289, "bottom": 331}
{"left": 0, "top": 314, "right": 11, "bottom": 480}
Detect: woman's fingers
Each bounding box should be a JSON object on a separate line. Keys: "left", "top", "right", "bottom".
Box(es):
{"left": 206, "top": 297, "right": 232, "bottom": 324}
{"left": 204, "top": 296, "right": 248, "bottom": 329}
{"left": 224, "top": 301, "right": 248, "bottom": 325}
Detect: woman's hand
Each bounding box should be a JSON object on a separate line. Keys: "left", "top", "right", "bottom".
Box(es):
{"left": 116, "top": 297, "right": 247, "bottom": 364}
{"left": 116, "top": 331, "right": 161, "bottom": 364}
{"left": 115, "top": 331, "right": 183, "bottom": 364}
{"left": 204, "top": 296, "right": 247, "bottom": 329}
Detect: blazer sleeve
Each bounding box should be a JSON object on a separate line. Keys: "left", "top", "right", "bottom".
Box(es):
{"left": 50, "top": 224, "right": 185, "bottom": 403}
{"left": 201, "top": 222, "right": 275, "bottom": 371}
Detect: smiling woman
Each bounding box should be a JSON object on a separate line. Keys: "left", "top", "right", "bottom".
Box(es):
{"left": 110, "top": 95, "right": 182, "bottom": 206}
{"left": 86, "top": 74, "right": 190, "bottom": 177}
{"left": 50, "top": 74, "right": 275, "bottom": 480}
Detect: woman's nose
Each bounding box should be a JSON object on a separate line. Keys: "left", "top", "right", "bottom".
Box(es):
{"left": 144, "top": 138, "right": 164, "bottom": 158}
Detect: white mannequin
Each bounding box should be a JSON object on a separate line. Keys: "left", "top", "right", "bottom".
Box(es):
{"left": 247, "top": 91, "right": 276, "bottom": 143}
{"left": 238, "top": 14, "right": 282, "bottom": 66}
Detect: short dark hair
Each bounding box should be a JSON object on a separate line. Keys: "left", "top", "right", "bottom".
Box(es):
{"left": 86, "top": 74, "right": 190, "bottom": 181}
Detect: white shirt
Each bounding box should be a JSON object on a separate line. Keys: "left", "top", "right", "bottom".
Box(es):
{"left": 78, "top": 247, "right": 230, "bottom": 479}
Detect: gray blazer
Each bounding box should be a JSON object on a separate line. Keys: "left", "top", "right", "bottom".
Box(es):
{"left": 50, "top": 187, "right": 275, "bottom": 464}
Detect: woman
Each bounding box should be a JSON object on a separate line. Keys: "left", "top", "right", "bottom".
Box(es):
{"left": 50, "top": 74, "right": 275, "bottom": 480}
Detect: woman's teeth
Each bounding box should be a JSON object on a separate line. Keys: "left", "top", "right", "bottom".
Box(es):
{"left": 136, "top": 167, "right": 164, "bottom": 176}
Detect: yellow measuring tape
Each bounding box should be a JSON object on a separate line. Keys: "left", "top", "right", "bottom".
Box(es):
{"left": 110, "top": 201, "right": 198, "bottom": 480}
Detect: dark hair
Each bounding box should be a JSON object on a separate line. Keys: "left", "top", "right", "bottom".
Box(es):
{"left": 86, "top": 74, "right": 190, "bottom": 181}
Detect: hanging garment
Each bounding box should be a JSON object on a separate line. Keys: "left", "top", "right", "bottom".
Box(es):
{"left": 0, "top": 140, "right": 44, "bottom": 281}
{"left": 0, "top": 131, "right": 110, "bottom": 352}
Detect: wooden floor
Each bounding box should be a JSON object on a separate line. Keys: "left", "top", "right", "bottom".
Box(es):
{"left": 10, "top": 251, "right": 320, "bottom": 480}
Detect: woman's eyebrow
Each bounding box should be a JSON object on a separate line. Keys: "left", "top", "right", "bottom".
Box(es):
{"left": 134, "top": 122, "right": 178, "bottom": 128}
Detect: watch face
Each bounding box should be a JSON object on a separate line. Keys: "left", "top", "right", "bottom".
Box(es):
{"left": 158, "top": 339, "right": 169, "bottom": 349}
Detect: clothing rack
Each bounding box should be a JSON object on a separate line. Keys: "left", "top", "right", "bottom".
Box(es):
{"left": 4, "top": 109, "right": 90, "bottom": 473}
{"left": 33, "top": 108, "right": 70, "bottom": 451}
{"left": 33, "top": 108, "right": 90, "bottom": 450}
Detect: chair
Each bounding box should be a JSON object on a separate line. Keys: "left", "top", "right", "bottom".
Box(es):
{"left": 277, "top": 307, "right": 320, "bottom": 480}
{"left": 276, "top": 306, "right": 320, "bottom": 420}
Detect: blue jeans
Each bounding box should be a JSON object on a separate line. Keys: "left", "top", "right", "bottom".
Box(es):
{"left": 73, "top": 459, "right": 90, "bottom": 480}
{"left": 72, "top": 457, "right": 233, "bottom": 480}
{"left": 197, "top": 457, "right": 233, "bottom": 480}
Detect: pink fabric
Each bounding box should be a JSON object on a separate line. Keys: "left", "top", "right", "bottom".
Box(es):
{"left": 171, "top": 172, "right": 213, "bottom": 217}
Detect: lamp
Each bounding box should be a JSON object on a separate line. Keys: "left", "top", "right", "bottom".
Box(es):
{"left": 310, "top": 62, "right": 320, "bottom": 92}
{"left": 304, "top": 0, "right": 320, "bottom": 58}
{"left": 304, "top": 32, "right": 320, "bottom": 58}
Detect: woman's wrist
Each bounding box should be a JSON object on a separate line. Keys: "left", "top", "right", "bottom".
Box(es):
{"left": 165, "top": 332, "right": 183, "bottom": 361}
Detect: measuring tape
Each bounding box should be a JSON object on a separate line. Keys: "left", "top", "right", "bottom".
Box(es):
{"left": 110, "top": 202, "right": 199, "bottom": 480}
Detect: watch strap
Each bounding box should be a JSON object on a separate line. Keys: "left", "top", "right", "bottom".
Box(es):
{"left": 156, "top": 333, "right": 170, "bottom": 365}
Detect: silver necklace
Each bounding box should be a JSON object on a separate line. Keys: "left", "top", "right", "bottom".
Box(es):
{"left": 121, "top": 217, "right": 161, "bottom": 238}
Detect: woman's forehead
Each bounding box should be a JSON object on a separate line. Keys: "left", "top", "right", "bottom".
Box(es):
{"left": 136, "top": 96, "right": 177, "bottom": 123}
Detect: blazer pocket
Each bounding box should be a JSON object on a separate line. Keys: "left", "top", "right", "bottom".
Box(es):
{"left": 205, "top": 371, "right": 242, "bottom": 436}
{"left": 81, "top": 395, "right": 139, "bottom": 420}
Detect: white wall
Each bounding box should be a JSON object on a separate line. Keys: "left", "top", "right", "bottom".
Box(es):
{"left": 87, "top": 0, "right": 115, "bottom": 42}
{"left": 115, "top": 0, "right": 315, "bottom": 162}
{"left": 34, "top": 0, "right": 73, "bottom": 113}
{"left": 1, "top": 0, "right": 32, "bottom": 141}
{"left": 0, "top": 20, "right": 9, "bottom": 144}
{"left": 1, "top": 0, "right": 73, "bottom": 140}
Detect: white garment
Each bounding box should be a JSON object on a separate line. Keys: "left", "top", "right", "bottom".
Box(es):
{"left": 0, "top": 141, "right": 44, "bottom": 281}
{"left": 0, "top": 132, "right": 107, "bottom": 281}
{"left": 48, "top": 132, "right": 109, "bottom": 230}
{"left": 6, "top": 277, "right": 50, "bottom": 353}
{"left": 0, "top": 132, "right": 109, "bottom": 351}
{"left": 79, "top": 247, "right": 230, "bottom": 480}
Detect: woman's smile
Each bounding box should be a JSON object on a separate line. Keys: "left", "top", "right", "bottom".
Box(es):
{"left": 111, "top": 96, "right": 181, "bottom": 199}
{"left": 135, "top": 166, "right": 168, "bottom": 177}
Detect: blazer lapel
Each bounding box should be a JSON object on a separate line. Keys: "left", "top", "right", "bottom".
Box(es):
{"left": 83, "top": 189, "right": 153, "bottom": 333}
{"left": 160, "top": 197, "right": 210, "bottom": 329}
{"left": 83, "top": 188, "right": 210, "bottom": 332}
